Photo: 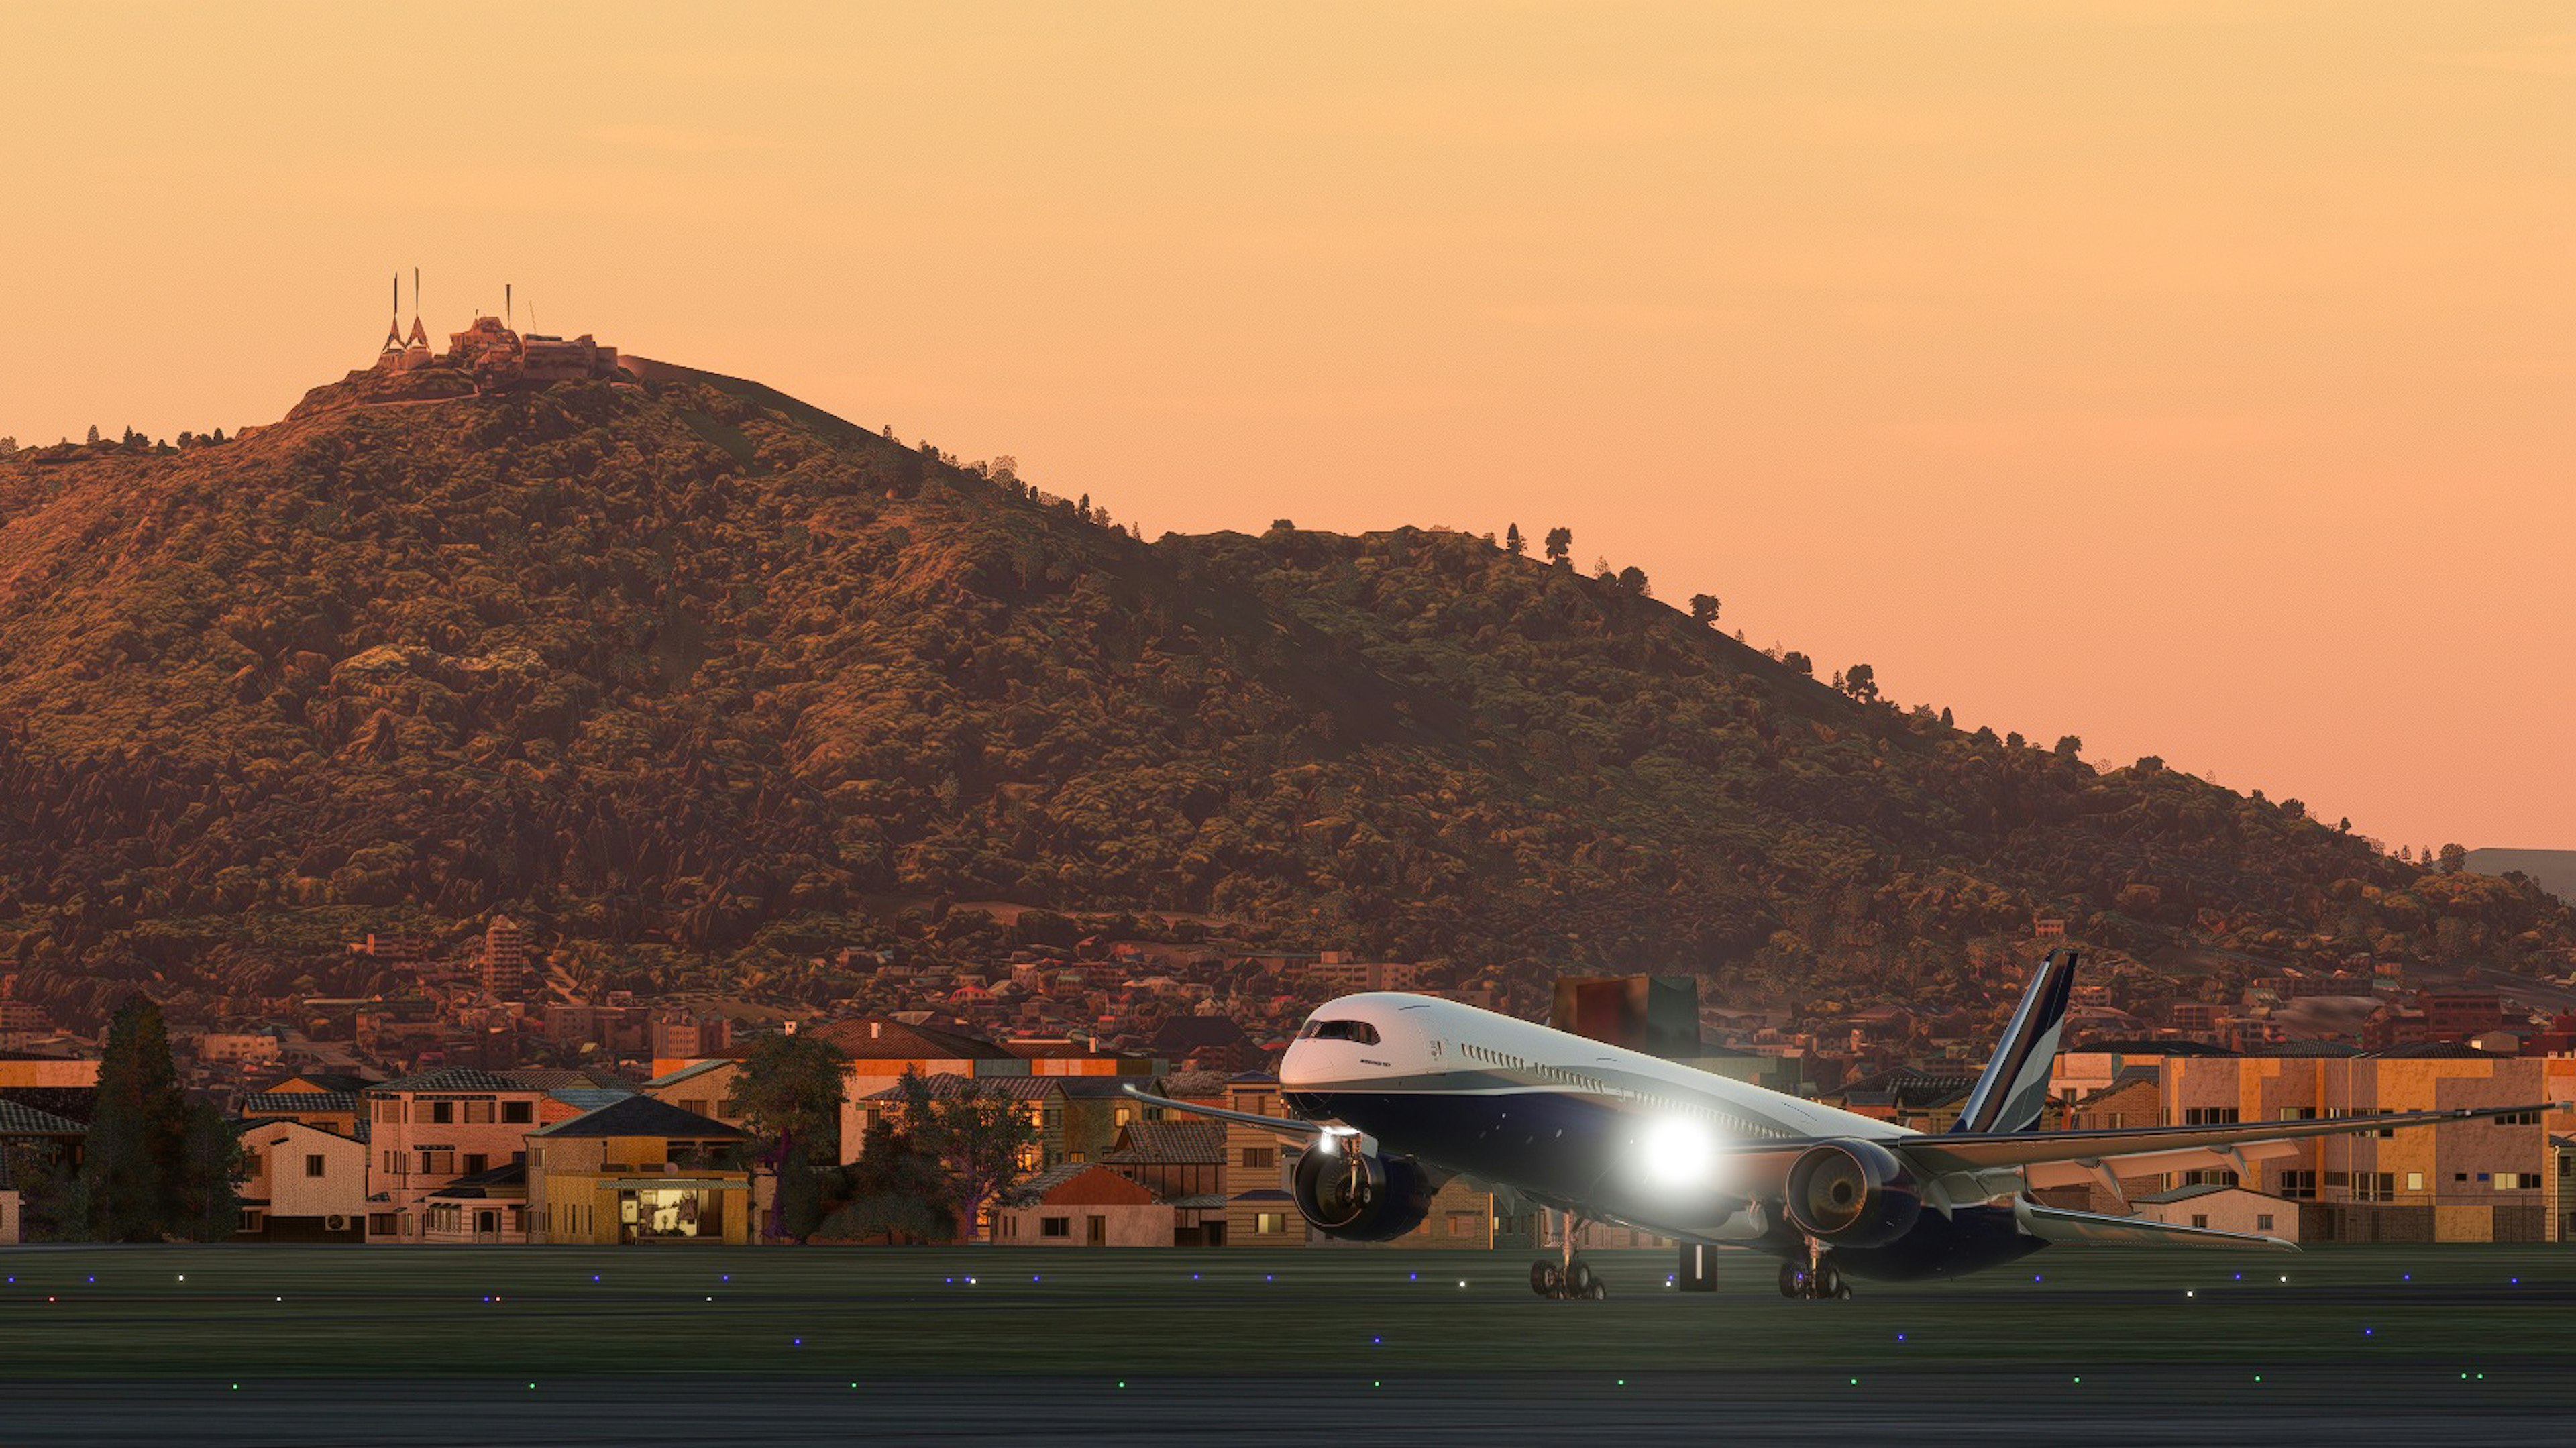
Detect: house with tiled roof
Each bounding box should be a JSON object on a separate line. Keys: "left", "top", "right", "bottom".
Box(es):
{"left": 806, "top": 1017, "right": 1034, "bottom": 1164}
{"left": 643, "top": 1057, "right": 751, "bottom": 1133}
{"left": 2131, "top": 1182, "right": 2300, "bottom": 1243}
{"left": 855, "top": 1072, "right": 1145, "bottom": 1174}
{"left": 1101, "top": 1119, "right": 1227, "bottom": 1245}
{"left": 527, "top": 1095, "right": 753, "bottom": 1245}
{"left": 238, "top": 1091, "right": 364, "bottom": 1137}
{"left": 989, "top": 1162, "right": 1172, "bottom": 1247}
{"left": 234, "top": 1117, "right": 368, "bottom": 1243}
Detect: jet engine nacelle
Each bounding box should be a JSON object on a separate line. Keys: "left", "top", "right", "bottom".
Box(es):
{"left": 1291, "top": 1138, "right": 1440, "bottom": 1242}
{"left": 1783, "top": 1139, "right": 1921, "bottom": 1249}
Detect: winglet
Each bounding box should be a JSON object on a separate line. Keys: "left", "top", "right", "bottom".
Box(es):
{"left": 1951, "top": 947, "right": 2080, "bottom": 1135}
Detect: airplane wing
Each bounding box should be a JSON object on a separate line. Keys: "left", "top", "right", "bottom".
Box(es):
{"left": 1895, "top": 1101, "right": 2557, "bottom": 1193}
{"left": 2012, "top": 1199, "right": 2293, "bottom": 1251}
{"left": 1120, "top": 1086, "right": 1322, "bottom": 1138}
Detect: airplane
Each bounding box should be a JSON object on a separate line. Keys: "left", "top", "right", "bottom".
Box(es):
{"left": 1129, "top": 948, "right": 2556, "bottom": 1299}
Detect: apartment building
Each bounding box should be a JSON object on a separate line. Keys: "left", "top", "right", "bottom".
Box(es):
{"left": 2159, "top": 1044, "right": 2576, "bottom": 1242}
{"left": 363, "top": 1068, "right": 550, "bottom": 1243}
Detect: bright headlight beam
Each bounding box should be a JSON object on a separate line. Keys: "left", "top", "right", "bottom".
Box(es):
{"left": 1640, "top": 1116, "right": 1723, "bottom": 1192}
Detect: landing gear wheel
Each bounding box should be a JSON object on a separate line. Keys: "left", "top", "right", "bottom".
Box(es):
{"left": 1832, "top": 1282, "right": 1854, "bottom": 1300}
{"left": 1585, "top": 1280, "right": 1609, "bottom": 1301}
{"left": 1568, "top": 1260, "right": 1596, "bottom": 1294}
{"left": 1530, "top": 1261, "right": 1563, "bottom": 1296}
{"left": 1815, "top": 1263, "right": 1850, "bottom": 1300}
{"left": 1778, "top": 1262, "right": 1808, "bottom": 1298}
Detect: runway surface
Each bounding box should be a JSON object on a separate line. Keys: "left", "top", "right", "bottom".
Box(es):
{"left": 3, "top": 1243, "right": 2569, "bottom": 1443}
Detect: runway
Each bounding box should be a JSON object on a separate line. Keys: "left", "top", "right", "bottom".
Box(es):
{"left": 3, "top": 1243, "right": 2568, "bottom": 1444}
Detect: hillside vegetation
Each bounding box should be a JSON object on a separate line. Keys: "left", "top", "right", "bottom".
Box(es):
{"left": 1, "top": 366, "right": 2568, "bottom": 1023}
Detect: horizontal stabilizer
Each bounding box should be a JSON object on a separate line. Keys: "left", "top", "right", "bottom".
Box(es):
{"left": 2015, "top": 1199, "right": 2294, "bottom": 1251}
{"left": 1120, "top": 1085, "right": 1321, "bottom": 1137}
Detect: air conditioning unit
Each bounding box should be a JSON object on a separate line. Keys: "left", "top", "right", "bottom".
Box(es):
{"left": 326, "top": 1215, "right": 348, "bottom": 1232}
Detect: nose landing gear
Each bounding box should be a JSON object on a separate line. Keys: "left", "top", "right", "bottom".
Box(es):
{"left": 1529, "top": 1209, "right": 1609, "bottom": 1300}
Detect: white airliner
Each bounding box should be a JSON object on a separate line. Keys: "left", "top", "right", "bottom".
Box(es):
{"left": 1132, "top": 950, "right": 2549, "bottom": 1298}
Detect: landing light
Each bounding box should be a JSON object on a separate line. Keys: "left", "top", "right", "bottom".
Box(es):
{"left": 1638, "top": 1117, "right": 1722, "bottom": 1191}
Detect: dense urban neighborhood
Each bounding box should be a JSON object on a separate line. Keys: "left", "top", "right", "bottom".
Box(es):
{"left": 8, "top": 908, "right": 2576, "bottom": 1254}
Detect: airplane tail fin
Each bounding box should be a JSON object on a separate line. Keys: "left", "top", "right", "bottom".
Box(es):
{"left": 1950, "top": 946, "right": 2079, "bottom": 1135}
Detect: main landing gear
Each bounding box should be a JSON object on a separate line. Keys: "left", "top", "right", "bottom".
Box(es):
{"left": 1530, "top": 1256, "right": 1607, "bottom": 1300}
{"left": 1778, "top": 1239, "right": 1852, "bottom": 1300}
{"left": 1529, "top": 1209, "right": 1609, "bottom": 1300}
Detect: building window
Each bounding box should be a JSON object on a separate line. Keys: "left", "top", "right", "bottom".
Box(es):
{"left": 2495, "top": 1173, "right": 2541, "bottom": 1190}
{"left": 2354, "top": 1172, "right": 2396, "bottom": 1202}
{"left": 502, "top": 1101, "right": 533, "bottom": 1125}
{"left": 2255, "top": 1213, "right": 2274, "bottom": 1231}
{"left": 2183, "top": 1170, "right": 2239, "bottom": 1188}
{"left": 1242, "top": 1147, "right": 1275, "bottom": 1170}
{"left": 430, "top": 1101, "right": 455, "bottom": 1125}
{"left": 2406, "top": 1172, "right": 2424, "bottom": 1192}
{"left": 1254, "top": 1212, "right": 1287, "bottom": 1235}
{"left": 305, "top": 1154, "right": 327, "bottom": 1178}
{"left": 2495, "top": 1111, "right": 2540, "bottom": 1126}
{"left": 680, "top": 1099, "right": 710, "bottom": 1117}
{"left": 2277, "top": 1107, "right": 2317, "bottom": 1121}
{"left": 421, "top": 1149, "right": 455, "bottom": 1175}
{"left": 1040, "top": 1216, "right": 1071, "bottom": 1238}
{"left": 1448, "top": 1212, "right": 1478, "bottom": 1237}
{"left": 462, "top": 1154, "right": 488, "bottom": 1176}
{"left": 2182, "top": 1107, "right": 2239, "bottom": 1126}
{"left": 2278, "top": 1171, "right": 2316, "bottom": 1199}
{"left": 238, "top": 1209, "right": 262, "bottom": 1233}
{"left": 2191, "top": 1214, "right": 2210, "bottom": 1229}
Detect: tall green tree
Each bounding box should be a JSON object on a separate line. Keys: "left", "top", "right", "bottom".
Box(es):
{"left": 736, "top": 1029, "right": 851, "bottom": 1243}
{"left": 1544, "top": 526, "right": 1572, "bottom": 564}
{"left": 897, "top": 1068, "right": 1036, "bottom": 1243}
{"left": 1503, "top": 522, "right": 1525, "bottom": 555}
{"left": 1688, "top": 593, "right": 1721, "bottom": 625}
{"left": 818, "top": 1113, "right": 954, "bottom": 1243}
{"left": 77, "top": 997, "right": 239, "bottom": 1241}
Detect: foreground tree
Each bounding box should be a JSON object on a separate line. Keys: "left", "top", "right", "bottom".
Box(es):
{"left": 1688, "top": 593, "right": 1721, "bottom": 625}
{"left": 76, "top": 997, "right": 239, "bottom": 1241}
{"left": 817, "top": 1113, "right": 954, "bottom": 1243}
{"left": 736, "top": 1030, "right": 851, "bottom": 1243}
{"left": 897, "top": 1068, "right": 1037, "bottom": 1242}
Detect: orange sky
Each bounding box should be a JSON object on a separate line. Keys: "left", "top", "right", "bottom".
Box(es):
{"left": 3, "top": 2, "right": 2567, "bottom": 851}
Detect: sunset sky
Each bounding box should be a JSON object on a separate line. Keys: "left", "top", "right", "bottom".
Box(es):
{"left": 3, "top": 2, "right": 2566, "bottom": 852}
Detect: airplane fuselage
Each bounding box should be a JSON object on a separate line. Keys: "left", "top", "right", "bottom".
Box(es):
{"left": 1277, "top": 991, "right": 2045, "bottom": 1280}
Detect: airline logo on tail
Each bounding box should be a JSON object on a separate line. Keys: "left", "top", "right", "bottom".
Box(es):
{"left": 1950, "top": 946, "right": 2080, "bottom": 1135}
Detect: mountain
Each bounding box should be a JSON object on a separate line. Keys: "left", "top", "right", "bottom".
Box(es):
{"left": 2465, "top": 850, "right": 2576, "bottom": 906}
{"left": 2, "top": 359, "right": 2570, "bottom": 1025}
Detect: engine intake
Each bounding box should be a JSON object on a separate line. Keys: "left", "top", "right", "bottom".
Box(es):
{"left": 1291, "top": 1139, "right": 1439, "bottom": 1242}
{"left": 1783, "top": 1139, "right": 1921, "bottom": 1248}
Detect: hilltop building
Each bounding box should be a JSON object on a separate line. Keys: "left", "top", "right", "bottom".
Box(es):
{"left": 363, "top": 277, "right": 621, "bottom": 390}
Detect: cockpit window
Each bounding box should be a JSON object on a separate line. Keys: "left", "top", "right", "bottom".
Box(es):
{"left": 1299, "top": 1018, "right": 1381, "bottom": 1046}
